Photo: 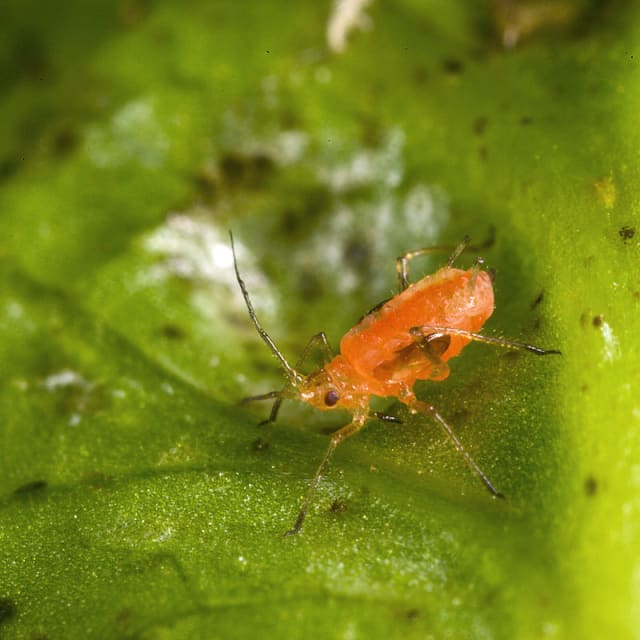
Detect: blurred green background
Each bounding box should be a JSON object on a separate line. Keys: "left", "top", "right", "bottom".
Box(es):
{"left": 1, "top": 0, "right": 639, "bottom": 638}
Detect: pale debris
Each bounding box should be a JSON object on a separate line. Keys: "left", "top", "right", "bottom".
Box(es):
{"left": 327, "top": 0, "right": 373, "bottom": 53}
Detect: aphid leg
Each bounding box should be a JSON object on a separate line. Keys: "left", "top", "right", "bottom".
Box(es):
{"left": 405, "top": 397, "right": 504, "bottom": 498}
{"left": 296, "top": 332, "right": 334, "bottom": 367}
{"left": 411, "top": 325, "right": 561, "bottom": 356}
{"left": 257, "top": 332, "right": 335, "bottom": 426}
{"left": 411, "top": 332, "right": 451, "bottom": 378}
{"left": 397, "top": 238, "right": 467, "bottom": 292}
{"left": 285, "top": 412, "right": 368, "bottom": 536}
{"left": 241, "top": 390, "right": 283, "bottom": 404}
{"left": 396, "top": 227, "right": 496, "bottom": 292}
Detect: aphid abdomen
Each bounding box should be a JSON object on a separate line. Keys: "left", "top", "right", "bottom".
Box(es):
{"left": 340, "top": 267, "right": 494, "bottom": 386}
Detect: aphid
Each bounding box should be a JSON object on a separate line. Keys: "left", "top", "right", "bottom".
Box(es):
{"left": 230, "top": 230, "right": 560, "bottom": 536}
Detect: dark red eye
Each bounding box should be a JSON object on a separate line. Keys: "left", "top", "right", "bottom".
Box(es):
{"left": 324, "top": 390, "right": 339, "bottom": 406}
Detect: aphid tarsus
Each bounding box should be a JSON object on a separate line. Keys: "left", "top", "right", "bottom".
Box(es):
{"left": 230, "top": 230, "right": 559, "bottom": 536}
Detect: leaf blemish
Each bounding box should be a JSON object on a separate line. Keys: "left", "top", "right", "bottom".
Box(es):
{"left": 0, "top": 598, "right": 17, "bottom": 625}
{"left": 161, "top": 324, "right": 186, "bottom": 340}
{"left": 13, "top": 479, "right": 48, "bottom": 495}
{"left": 584, "top": 475, "right": 598, "bottom": 497}
{"left": 619, "top": 226, "right": 635, "bottom": 243}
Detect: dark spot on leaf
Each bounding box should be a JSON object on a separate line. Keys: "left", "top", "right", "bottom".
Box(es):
{"left": 251, "top": 438, "right": 269, "bottom": 452}
{"left": 442, "top": 58, "right": 464, "bottom": 74}
{"left": 13, "top": 480, "right": 47, "bottom": 495}
{"left": 592, "top": 314, "right": 603, "bottom": 328}
{"left": 619, "top": 225, "right": 635, "bottom": 242}
{"left": 580, "top": 383, "right": 589, "bottom": 393}
{"left": 501, "top": 350, "right": 521, "bottom": 360}
{"left": 51, "top": 128, "right": 77, "bottom": 156}
{"left": 344, "top": 238, "right": 370, "bottom": 270}
{"left": 278, "top": 109, "right": 300, "bottom": 129}
{"left": 0, "top": 598, "right": 17, "bottom": 625}
{"left": 277, "top": 186, "right": 332, "bottom": 238}
{"left": 193, "top": 168, "right": 218, "bottom": 202}
{"left": 406, "top": 608, "right": 420, "bottom": 620}
{"left": 530, "top": 289, "right": 544, "bottom": 309}
{"left": 520, "top": 116, "right": 534, "bottom": 126}
{"left": 162, "top": 324, "right": 186, "bottom": 340}
{"left": 478, "top": 145, "right": 488, "bottom": 161}
{"left": 584, "top": 475, "right": 598, "bottom": 496}
{"left": 0, "top": 157, "right": 20, "bottom": 181}
{"left": 473, "top": 117, "right": 488, "bottom": 135}
{"left": 219, "top": 151, "right": 275, "bottom": 189}
{"left": 330, "top": 499, "right": 348, "bottom": 514}
{"left": 297, "top": 268, "right": 323, "bottom": 299}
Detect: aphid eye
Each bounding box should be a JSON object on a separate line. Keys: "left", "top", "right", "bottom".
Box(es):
{"left": 324, "top": 390, "right": 339, "bottom": 406}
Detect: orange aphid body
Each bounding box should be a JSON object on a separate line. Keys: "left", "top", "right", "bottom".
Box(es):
{"left": 231, "top": 231, "right": 558, "bottom": 535}
{"left": 299, "top": 267, "right": 494, "bottom": 412}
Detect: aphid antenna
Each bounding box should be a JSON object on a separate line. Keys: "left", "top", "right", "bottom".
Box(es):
{"left": 229, "top": 231, "right": 302, "bottom": 385}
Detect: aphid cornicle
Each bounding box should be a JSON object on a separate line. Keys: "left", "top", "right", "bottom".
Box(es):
{"left": 230, "top": 230, "right": 560, "bottom": 536}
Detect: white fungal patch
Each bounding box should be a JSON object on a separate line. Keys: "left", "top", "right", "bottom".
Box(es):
{"left": 42, "top": 369, "right": 91, "bottom": 392}
{"left": 85, "top": 98, "right": 170, "bottom": 169}
{"left": 144, "top": 213, "right": 236, "bottom": 282}
{"left": 327, "top": 0, "right": 374, "bottom": 53}
{"left": 143, "top": 211, "right": 277, "bottom": 319}
{"left": 317, "top": 127, "right": 404, "bottom": 194}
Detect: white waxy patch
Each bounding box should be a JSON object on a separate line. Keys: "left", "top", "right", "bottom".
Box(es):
{"left": 85, "top": 98, "right": 169, "bottom": 169}
{"left": 600, "top": 320, "right": 620, "bottom": 362}
{"left": 327, "top": 0, "right": 374, "bottom": 53}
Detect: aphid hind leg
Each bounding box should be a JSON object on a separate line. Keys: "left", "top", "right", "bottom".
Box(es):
{"left": 285, "top": 411, "right": 368, "bottom": 536}
{"left": 405, "top": 397, "right": 504, "bottom": 498}
{"left": 410, "top": 326, "right": 561, "bottom": 356}
{"left": 396, "top": 227, "right": 496, "bottom": 292}
{"left": 410, "top": 332, "right": 451, "bottom": 379}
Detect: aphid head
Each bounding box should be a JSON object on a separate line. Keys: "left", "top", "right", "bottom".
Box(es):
{"left": 298, "top": 368, "right": 345, "bottom": 411}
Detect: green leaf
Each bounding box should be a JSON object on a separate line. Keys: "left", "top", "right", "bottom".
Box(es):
{"left": 1, "top": 1, "right": 639, "bottom": 638}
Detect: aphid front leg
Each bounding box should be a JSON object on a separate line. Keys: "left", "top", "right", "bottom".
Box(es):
{"left": 403, "top": 396, "right": 504, "bottom": 498}
{"left": 285, "top": 410, "right": 368, "bottom": 537}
